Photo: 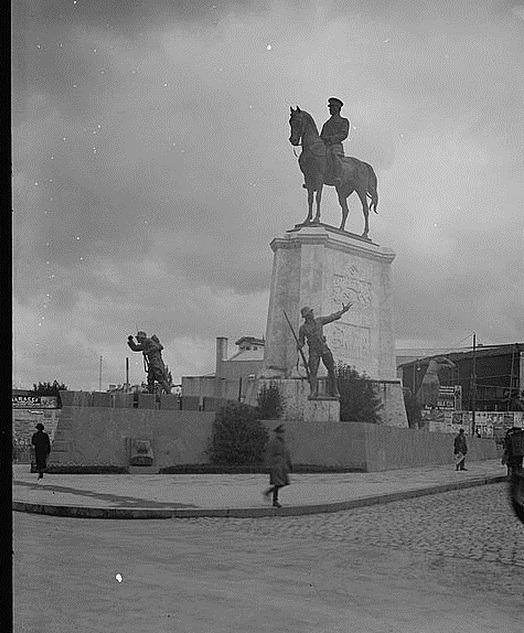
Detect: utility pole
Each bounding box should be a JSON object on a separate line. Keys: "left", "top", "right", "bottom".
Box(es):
{"left": 99, "top": 356, "right": 103, "bottom": 392}
{"left": 471, "top": 334, "right": 477, "bottom": 436}
{"left": 125, "top": 357, "right": 130, "bottom": 389}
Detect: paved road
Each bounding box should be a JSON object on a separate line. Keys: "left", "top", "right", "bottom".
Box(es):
{"left": 14, "top": 483, "right": 523, "bottom": 633}
{"left": 194, "top": 481, "right": 524, "bottom": 571}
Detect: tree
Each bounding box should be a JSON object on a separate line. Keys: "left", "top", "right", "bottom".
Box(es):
{"left": 32, "top": 380, "right": 68, "bottom": 407}
{"left": 256, "top": 383, "right": 285, "bottom": 420}
{"left": 207, "top": 401, "right": 269, "bottom": 465}
{"left": 337, "top": 364, "right": 383, "bottom": 424}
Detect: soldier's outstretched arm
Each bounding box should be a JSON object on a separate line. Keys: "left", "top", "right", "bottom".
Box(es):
{"left": 319, "top": 303, "right": 352, "bottom": 325}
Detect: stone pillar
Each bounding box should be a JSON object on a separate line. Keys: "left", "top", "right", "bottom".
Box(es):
{"left": 262, "top": 224, "right": 397, "bottom": 381}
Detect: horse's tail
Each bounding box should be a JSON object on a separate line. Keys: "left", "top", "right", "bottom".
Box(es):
{"left": 365, "top": 163, "right": 379, "bottom": 214}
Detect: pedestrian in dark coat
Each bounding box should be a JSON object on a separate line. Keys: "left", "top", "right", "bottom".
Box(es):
{"left": 502, "top": 427, "right": 524, "bottom": 478}
{"left": 31, "top": 423, "right": 51, "bottom": 480}
{"left": 263, "top": 425, "right": 292, "bottom": 508}
{"left": 453, "top": 428, "right": 468, "bottom": 471}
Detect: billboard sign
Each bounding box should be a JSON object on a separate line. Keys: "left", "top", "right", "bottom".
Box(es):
{"left": 12, "top": 395, "right": 57, "bottom": 409}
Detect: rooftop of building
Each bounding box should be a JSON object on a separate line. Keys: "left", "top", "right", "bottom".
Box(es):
{"left": 398, "top": 342, "right": 523, "bottom": 369}
{"left": 226, "top": 347, "right": 265, "bottom": 362}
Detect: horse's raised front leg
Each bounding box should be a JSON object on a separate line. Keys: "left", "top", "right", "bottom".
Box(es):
{"left": 337, "top": 188, "right": 351, "bottom": 231}
{"left": 313, "top": 183, "right": 323, "bottom": 224}
{"left": 356, "top": 189, "right": 370, "bottom": 239}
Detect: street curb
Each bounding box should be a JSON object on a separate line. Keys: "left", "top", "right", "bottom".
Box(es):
{"left": 12, "top": 475, "right": 507, "bottom": 520}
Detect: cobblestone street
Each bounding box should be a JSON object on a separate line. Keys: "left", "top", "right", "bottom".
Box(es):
{"left": 194, "top": 482, "right": 524, "bottom": 572}
{"left": 14, "top": 482, "right": 523, "bottom": 633}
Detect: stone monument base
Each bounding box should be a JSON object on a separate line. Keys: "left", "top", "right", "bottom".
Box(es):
{"left": 250, "top": 377, "right": 408, "bottom": 426}
{"left": 304, "top": 397, "right": 340, "bottom": 423}
{"left": 257, "top": 377, "right": 340, "bottom": 423}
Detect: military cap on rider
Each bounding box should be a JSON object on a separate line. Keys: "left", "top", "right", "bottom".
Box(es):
{"left": 300, "top": 306, "right": 313, "bottom": 318}
{"left": 328, "top": 97, "right": 344, "bottom": 108}
{"left": 136, "top": 331, "right": 147, "bottom": 338}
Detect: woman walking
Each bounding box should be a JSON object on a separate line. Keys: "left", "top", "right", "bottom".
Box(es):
{"left": 263, "top": 425, "right": 292, "bottom": 508}
{"left": 31, "top": 423, "right": 51, "bottom": 480}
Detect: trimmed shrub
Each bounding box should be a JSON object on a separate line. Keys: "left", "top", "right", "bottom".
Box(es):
{"left": 256, "top": 383, "right": 285, "bottom": 420}
{"left": 207, "top": 401, "right": 269, "bottom": 465}
{"left": 337, "top": 363, "right": 383, "bottom": 423}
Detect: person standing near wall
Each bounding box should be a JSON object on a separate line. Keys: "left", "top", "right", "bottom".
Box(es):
{"left": 502, "top": 427, "right": 524, "bottom": 478}
{"left": 263, "top": 425, "right": 293, "bottom": 508}
{"left": 31, "top": 423, "right": 51, "bottom": 480}
{"left": 453, "top": 428, "right": 468, "bottom": 471}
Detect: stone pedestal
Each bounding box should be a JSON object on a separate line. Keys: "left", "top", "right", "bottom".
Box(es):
{"left": 263, "top": 223, "right": 397, "bottom": 380}
{"left": 304, "top": 398, "right": 340, "bottom": 423}
{"left": 258, "top": 378, "right": 340, "bottom": 422}
{"left": 257, "top": 223, "right": 407, "bottom": 427}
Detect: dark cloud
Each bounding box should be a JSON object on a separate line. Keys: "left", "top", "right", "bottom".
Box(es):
{"left": 12, "top": 0, "right": 524, "bottom": 388}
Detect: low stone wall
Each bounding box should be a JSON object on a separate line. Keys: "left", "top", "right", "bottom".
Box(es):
{"left": 50, "top": 406, "right": 215, "bottom": 470}
{"left": 49, "top": 403, "right": 499, "bottom": 473}
{"left": 265, "top": 421, "right": 499, "bottom": 472}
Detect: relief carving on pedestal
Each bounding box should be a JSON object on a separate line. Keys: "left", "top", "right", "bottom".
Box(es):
{"left": 330, "top": 323, "right": 371, "bottom": 360}
{"left": 332, "top": 267, "right": 372, "bottom": 309}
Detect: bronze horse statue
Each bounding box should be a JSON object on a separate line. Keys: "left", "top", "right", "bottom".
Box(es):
{"left": 289, "top": 106, "right": 378, "bottom": 238}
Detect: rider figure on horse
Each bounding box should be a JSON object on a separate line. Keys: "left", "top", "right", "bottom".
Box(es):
{"left": 320, "top": 97, "right": 350, "bottom": 185}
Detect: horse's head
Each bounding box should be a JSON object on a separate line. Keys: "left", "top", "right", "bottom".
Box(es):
{"left": 289, "top": 106, "right": 305, "bottom": 146}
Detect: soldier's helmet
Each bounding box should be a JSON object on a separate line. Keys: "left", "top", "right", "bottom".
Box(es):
{"left": 300, "top": 306, "right": 313, "bottom": 318}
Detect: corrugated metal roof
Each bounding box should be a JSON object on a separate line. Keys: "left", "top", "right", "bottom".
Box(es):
{"left": 398, "top": 343, "right": 523, "bottom": 368}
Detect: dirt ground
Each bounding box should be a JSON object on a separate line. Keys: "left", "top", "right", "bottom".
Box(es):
{"left": 13, "top": 510, "right": 523, "bottom": 633}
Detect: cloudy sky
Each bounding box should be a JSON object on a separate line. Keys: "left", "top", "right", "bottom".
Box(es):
{"left": 12, "top": 0, "right": 524, "bottom": 390}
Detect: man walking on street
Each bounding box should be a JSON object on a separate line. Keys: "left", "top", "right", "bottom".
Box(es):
{"left": 31, "top": 423, "right": 51, "bottom": 480}
{"left": 454, "top": 428, "right": 468, "bottom": 471}
{"left": 263, "top": 425, "right": 293, "bottom": 508}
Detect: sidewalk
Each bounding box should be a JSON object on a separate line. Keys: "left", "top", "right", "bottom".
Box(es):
{"left": 12, "top": 460, "right": 507, "bottom": 519}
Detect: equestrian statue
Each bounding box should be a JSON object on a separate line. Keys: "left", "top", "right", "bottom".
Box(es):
{"left": 288, "top": 98, "right": 378, "bottom": 239}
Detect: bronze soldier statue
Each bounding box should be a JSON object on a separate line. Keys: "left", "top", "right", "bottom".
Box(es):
{"left": 297, "top": 303, "right": 351, "bottom": 398}
{"left": 127, "top": 331, "right": 172, "bottom": 394}
{"left": 320, "top": 97, "right": 350, "bottom": 185}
